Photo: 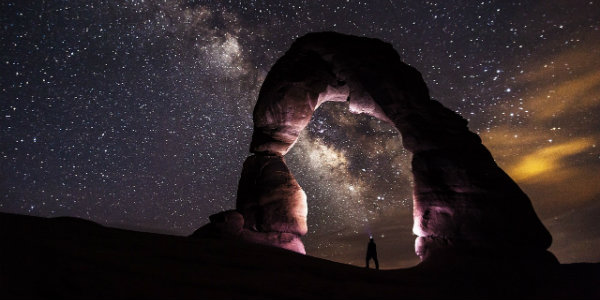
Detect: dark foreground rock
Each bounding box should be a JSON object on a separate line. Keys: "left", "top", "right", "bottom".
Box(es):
{"left": 1, "top": 212, "right": 599, "bottom": 299}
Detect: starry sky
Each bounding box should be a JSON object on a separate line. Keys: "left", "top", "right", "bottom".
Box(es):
{"left": 2, "top": 1, "right": 599, "bottom": 269}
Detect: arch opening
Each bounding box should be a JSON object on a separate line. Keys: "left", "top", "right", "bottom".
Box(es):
{"left": 281, "top": 101, "right": 414, "bottom": 262}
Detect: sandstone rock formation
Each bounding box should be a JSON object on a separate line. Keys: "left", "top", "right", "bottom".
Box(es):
{"left": 193, "top": 155, "right": 307, "bottom": 254}
{"left": 236, "top": 155, "right": 307, "bottom": 237}
{"left": 199, "top": 32, "right": 553, "bottom": 262}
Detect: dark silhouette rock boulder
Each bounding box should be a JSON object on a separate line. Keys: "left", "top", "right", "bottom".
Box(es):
{"left": 192, "top": 209, "right": 306, "bottom": 254}
{"left": 192, "top": 210, "right": 244, "bottom": 237}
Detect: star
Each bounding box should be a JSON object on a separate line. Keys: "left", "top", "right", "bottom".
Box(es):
{"left": 1, "top": 0, "right": 599, "bottom": 268}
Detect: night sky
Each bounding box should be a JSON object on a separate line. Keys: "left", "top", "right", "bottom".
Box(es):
{"left": 2, "top": 1, "right": 599, "bottom": 269}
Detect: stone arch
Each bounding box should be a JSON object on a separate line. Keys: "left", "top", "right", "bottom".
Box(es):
{"left": 198, "top": 32, "right": 552, "bottom": 262}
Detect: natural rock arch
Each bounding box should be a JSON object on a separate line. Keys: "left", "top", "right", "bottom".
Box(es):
{"left": 197, "top": 32, "right": 553, "bottom": 262}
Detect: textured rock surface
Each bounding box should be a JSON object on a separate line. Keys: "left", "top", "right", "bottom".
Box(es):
{"left": 195, "top": 155, "right": 307, "bottom": 254}
{"left": 236, "top": 155, "right": 307, "bottom": 236}
{"left": 250, "top": 61, "right": 349, "bottom": 156}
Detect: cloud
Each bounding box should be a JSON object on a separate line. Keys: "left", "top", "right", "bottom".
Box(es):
{"left": 525, "top": 69, "right": 600, "bottom": 120}
{"left": 515, "top": 39, "right": 600, "bottom": 121}
{"left": 506, "top": 138, "right": 594, "bottom": 182}
{"left": 483, "top": 126, "right": 600, "bottom": 209}
{"left": 481, "top": 37, "right": 600, "bottom": 211}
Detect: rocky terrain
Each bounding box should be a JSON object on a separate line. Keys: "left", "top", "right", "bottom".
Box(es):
{"left": 1, "top": 212, "right": 599, "bottom": 299}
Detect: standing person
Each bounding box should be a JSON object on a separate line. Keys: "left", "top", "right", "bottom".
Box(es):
{"left": 365, "top": 237, "right": 379, "bottom": 270}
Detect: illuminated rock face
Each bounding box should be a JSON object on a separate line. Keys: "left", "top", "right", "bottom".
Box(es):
{"left": 202, "top": 32, "right": 553, "bottom": 260}
{"left": 236, "top": 155, "right": 308, "bottom": 237}
{"left": 195, "top": 156, "right": 307, "bottom": 254}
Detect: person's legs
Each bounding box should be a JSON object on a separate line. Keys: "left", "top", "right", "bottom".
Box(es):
{"left": 374, "top": 255, "right": 379, "bottom": 270}
{"left": 365, "top": 256, "right": 370, "bottom": 268}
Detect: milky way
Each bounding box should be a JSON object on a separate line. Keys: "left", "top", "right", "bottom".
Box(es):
{"left": 2, "top": 1, "right": 599, "bottom": 268}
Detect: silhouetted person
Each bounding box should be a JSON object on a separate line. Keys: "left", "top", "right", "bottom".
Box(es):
{"left": 365, "top": 237, "right": 379, "bottom": 270}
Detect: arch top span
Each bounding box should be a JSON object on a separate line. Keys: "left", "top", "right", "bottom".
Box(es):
{"left": 197, "top": 32, "right": 555, "bottom": 264}
{"left": 250, "top": 32, "right": 430, "bottom": 156}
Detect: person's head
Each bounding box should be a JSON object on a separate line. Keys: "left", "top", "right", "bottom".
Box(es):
{"left": 369, "top": 237, "right": 374, "bottom": 242}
